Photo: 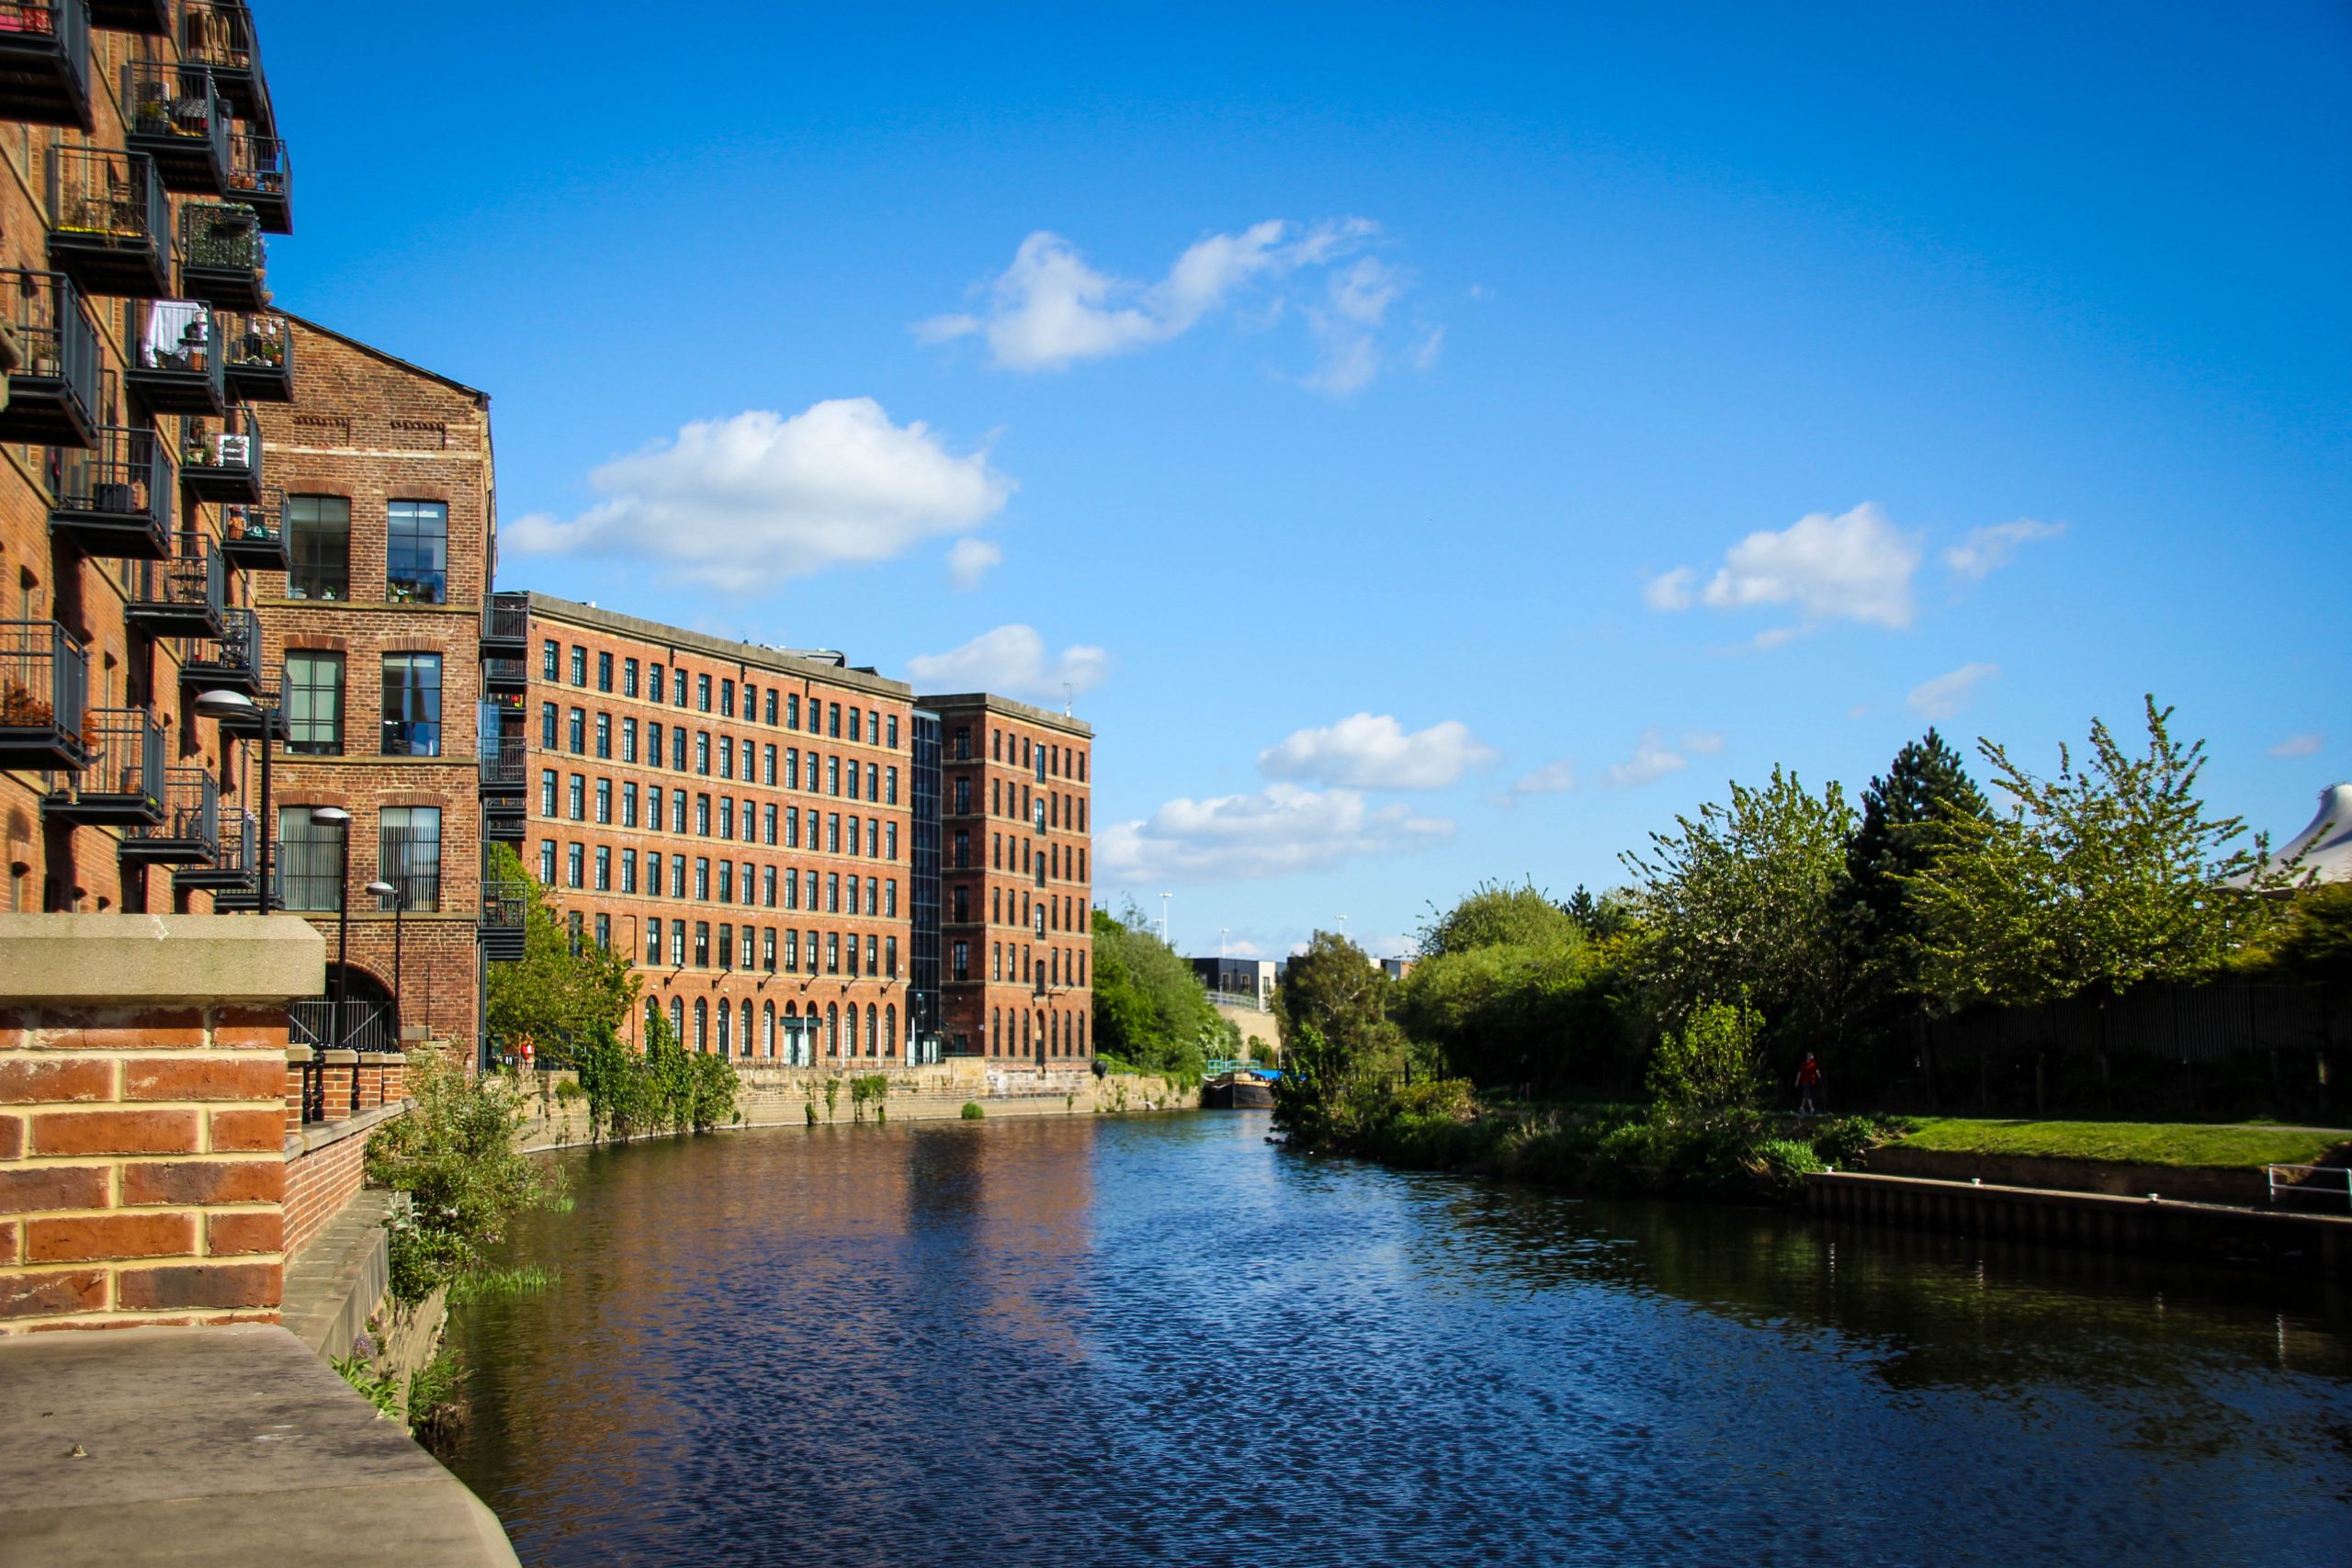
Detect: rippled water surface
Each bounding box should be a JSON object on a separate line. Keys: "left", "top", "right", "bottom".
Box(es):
{"left": 446, "top": 1112, "right": 2352, "bottom": 1566}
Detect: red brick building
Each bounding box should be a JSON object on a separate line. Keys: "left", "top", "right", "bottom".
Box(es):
{"left": 515, "top": 593, "right": 927, "bottom": 1065}
{"left": 243, "top": 317, "right": 496, "bottom": 1052}
{"left": 921, "top": 693, "right": 1093, "bottom": 1066}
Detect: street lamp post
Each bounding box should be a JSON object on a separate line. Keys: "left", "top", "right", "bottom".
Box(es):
{"left": 193, "top": 688, "right": 279, "bottom": 914}
{"left": 366, "top": 877, "right": 402, "bottom": 1045}
{"left": 311, "top": 807, "right": 352, "bottom": 1051}
{"left": 1159, "top": 891, "right": 1172, "bottom": 953}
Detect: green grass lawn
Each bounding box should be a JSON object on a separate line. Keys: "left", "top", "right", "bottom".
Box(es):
{"left": 1896, "top": 1118, "right": 2351, "bottom": 1169}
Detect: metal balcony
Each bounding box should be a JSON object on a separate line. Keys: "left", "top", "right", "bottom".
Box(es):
{"left": 176, "top": 407, "right": 260, "bottom": 502}
{"left": 0, "top": 619, "right": 88, "bottom": 771}
{"left": 482, "top": 654, "right": 526, "bottom": 695}
{"left": 177, "top": 0, "right": 268, "bottom": 130}
{"left": 175, "top": 201, "right": 263, "bottom": 310}
{"left": 120, "top": 60, "right": 227, "bottom": 193}
{"left": 218, "top": 487, "right": 285, "bottom": 570}
{"left": 481, "top": 590, "right": 528, "bottom": 655}
{"left": 218, "top": 310, "right": 289, "bottom": 400}
{"left": 225, "top": 130, "right": 288, "bottom": 235}
{"left": 479, "top": 880, "right": 527, "bottom": 962}
{"left": 41, "top": 706, "right": 163, "bottom": 826}
{"left": 174, "top": 806, "right": 255, "bottom": 892}
{"left": 86, "top": 0, "right": 166, "bottom": 34}
{"left": 47, "top": 146, "right": 170, "bottom": 299}
{"left": 121, "top": 766, "right": 218, "bottom": 864}
{"left": 177, "top": 605, "right": 263, "bottom": 696}
{"left": 49, "top": 425, "right": 172, "bottom": 558}
{"left": 0, "top": 269, "right": 97, "bottom": 446}
{"left": 123, "top": 536, "right": 224, "bottom": 638}
{"left": 0, "top": 0, "right": 93, "bottom": 130}
{"left": 125, "top": 298, "right": 224, "bottom": 417}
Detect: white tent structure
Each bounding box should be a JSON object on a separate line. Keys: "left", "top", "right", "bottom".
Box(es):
{"left": 2239, "top": 783, "right": 2352, "bottom": 887}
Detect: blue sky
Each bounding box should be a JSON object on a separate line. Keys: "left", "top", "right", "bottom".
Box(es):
{"left": 264, "top": 1, "right": 2349, "bottom": 959}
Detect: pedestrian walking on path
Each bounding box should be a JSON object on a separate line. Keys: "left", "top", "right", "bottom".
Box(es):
{"left": 1795, "top": 1052, "right": 1824, "bottom": 1115}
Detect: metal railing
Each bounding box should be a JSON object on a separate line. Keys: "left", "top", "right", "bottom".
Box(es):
{"left": 179, "top": 604, "right": 261, "bottom": 689}
{"left": 48, "top": 705, "right": 162, "bottom": 809}
{"left": 125, "top": 536, "right": 223, "bottom": 622}
{"left": 0, "top": 268, "right": 97, "bottom": 422}
{"left": 124, "top": 765, "right": 218, "bottom": 854}
{"left": 0, "top": 619, "right": 87, "bottom": 747}
{"left": 482, "top": 591, "right": 528, "bottom": 645}
{"left": 178, "top": 0, "right": 256, "bottom": 72}
{"left": 175, "top": 806, "right": 254, "bottom": 887}
{"left": 0, "top": 2, "right": 92, "bottom": 108}
{"left": 225, "top": 130, "right": 287, "bottom": 209}
{"left": 48, "top": 143, "right": 168, "bottom": 252}
{"left": 2267, "top": 1165, "right": 2352, "bottom": 1213}
{"left": 177, "top": 406, "right": 259, "bottom": 472}
{"left": 50, "top": 424, "right": 172, "bottom": 543}
{"left": 220, "top": 487, "right": 282, "bottom": 547}
{"left": 482, "top": 654, "right": 526, "bottom": 687}
{"left": 176, "top": 199, "right": 260, "bottom": 277}
{"left": 480, "top": 879, "right": 529, "bottom": 932}
{"left": 479, "top": 729, "right": 526, "bottom": 788}
{"left": 120, "top": 60, "right": 226, "bottom": 177}
{"left": 216, "top": 310, "right": 288, "bottom": 388}
{"left": 128, "top": 297, "right": 221, "bottom": 396}
{"left": 289, "top": 999, "right": 394, "bottom": 1055}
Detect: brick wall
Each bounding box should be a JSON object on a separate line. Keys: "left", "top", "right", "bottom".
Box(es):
{"left": 283, "top": 1112, "right": 378, "bottom": 1261}
{"left": 0, "top": 1001, "right": 289, "bottom": 1332}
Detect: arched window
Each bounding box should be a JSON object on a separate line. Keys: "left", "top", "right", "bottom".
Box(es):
{"left": 844, "top": 1004, "right": 859, "bottom": 1057}
{"left": 644, "top": 996, "right": 660, "bottom": 1044}
{"left": 1077, "top": 1014, "right": 1086, "bottom": 1055}
{"left": 1035, "top": 1011, "right": 1046, "bottom": 1059}
{"left": 884, "top": 1005, "right": 898, "bottom": 1058}
{"left": 717, "top": 998, "right": 731, "bottom": 1055}
{"left": 740, "top": 999, "right": 753, "bottom": 1058}
{"left": 1021, "top": 1011, "right": 1030, "bottom": 1054}
{"left": 785, "top": 1001, "right": 799, "bottom": 1066}
{"left": 865, "top": 1004, "right": 877, "bottom": 1058}
{"left": 763, "top": 1001, "right": 775, "bottom": 1056}
{"left": 668, "top": 996, "right": 684, "bottom": 1043}
{"left": 989, "top": 1009, "right": 999, "bottom": 1055}
{"left": 1050, "top": 1011, "right": 1060, "bottom": 1056}
{"left": 826, "top": 1002, "right": 839, "bottom": 1056}
{"left": 695, "top": 998, "right": 709, "bottom": 1052}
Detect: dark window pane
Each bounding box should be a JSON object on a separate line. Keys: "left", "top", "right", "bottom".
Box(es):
{"left": 380, "top": 653, "right": 442, "bottom": 756}
{"left": 286, "top": 495, "right": 349, "bottom": 602}
{"left": 385, "top": 501, "right": 447, "bottom": 604}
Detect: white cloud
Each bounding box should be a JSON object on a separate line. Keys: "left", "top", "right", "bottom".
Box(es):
{"left": 2269, "top": 732, "right": 2324, "bottom": 759}
{"left": 1945, "top": 517, "right": 2064, "bottom": 581}
{"left": 1510, "top": 760, "right": 1579, "bottom": 795}
{"left": 1412, "top": 326, "right": 1446, "bottom": 372}
{"left": 904, "top": 624, "right": 1108, "bottom": 703}
{"left": 1906, "top": 662, "right": 1999, "bottom": 720}
{"left": 922, "top": 220, "right": 1421, "bottom": 393}
{"left": 1649, "top": 503, "right": 1921, "bottom": 637}
{"left": 1605, "top": 728, "right": 1723, "bottom": 788}
{"left": 1257, "top": 713, "right": 1498, "bottom": 790}
{"left": 945, "top": 536, "right": 1001, "bottom": 592}
{"left": 503, "top": 400, "right": 1009, "bottom": 592}
{"left": 1100, "top": 784, "right": 1453, "bottom": 885}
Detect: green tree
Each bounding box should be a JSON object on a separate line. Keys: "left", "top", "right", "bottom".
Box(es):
{"left": 1646, "top": 996, "right": 1767, "bottom": 1111}
{"left": 1396, "top": 882, "right": 1635, "bottom": 1094}
{"left": 1275, "top": 931, "right": 1400, "bottom": 1071}
{"left": 1089, "top": 903, "right": 1222, "bottom": 1081}
{"left": 1830, "top": 729, "right": 1989, "bottom": 1086}
{"left": 2234, "top": 884, "right": 2352, "bottom": 988}
{"left": 1419, "top": 880, "right": 1585, "bottom": 958}
{"left": 1622, "top": 765, "right": 1857, "bottom": 1054}
{"left": 366, "top": 1049, "right": 554, "bottom": 1303}
{"left": 1909, "top": 696, "right": 2296, "bottom": 1009}
{"left": 482, "top": 842, "right": 639, "bottom": 1065}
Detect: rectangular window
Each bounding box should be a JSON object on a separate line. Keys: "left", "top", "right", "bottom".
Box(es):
{"left": 695, "top": 922, "right": 710, "bottom": 967}
{"left": 647, "top": 721, "right": 663, "bottom": 769}
{"left": 649, "top": 784, "right": 665, "bottom": 831}
{"left": 647, "top": 918, "right": 662, "bottom": 965}
{"left": 844, "top": 815, "right": 859, "bottom": 857}
{"left": 594, "top": 778, "right": 612, "bottom": 825}
{"left": 866, "top": 763, "right": 879, "bottom": 801}
{"left": 566, "top": 842, "right": 584, "bottom": 888}
{"left": 765, "top": 690, "right": 778, "bottom": 725}
{"left": 784, "top": 867, "right": 799, "bottom": 910}
{"left": 955, "top": 727, "right": 970, "bottom": 761}
{"left": 571, "top": 646, "right": 587, "bottom": 686}
{"left": 763, "top": 866, "right": 777, "bottom": 907}
{"left": 718, "top": 923, "right": 732, "bottom": 968}
{"left": 786, "top": 930, "right": 801, "bottom": 973}
{"left": 885, "top": 879, "right": 898, "bottom": 918}
{"left": 885, "top": 822, "right": 899, "bottom": 861}
{"left": 762, "top": 744, "right": 776, "bottom": 786}
{"left": 567, "top": 774, "right": 584, "bottom": 820}
{"left": 846, "top": 935, "right": 861, "bottom": 978}
{"left": 786, "top": 749, "right": 799, "bottom": 790}
{"left": 785, "top": 807, "right": 799, "bottom": 849}
{"left": 385, "top": 501, "right": 447, "bottom": 604}
{"left": 763, "top": 928, "right": 776, "bottom": 972}
{"left": 718, "top": 737, "right": 733, "bottom": 781}
{"left": 718, "top": 862, "right": 734, "bottom": 903}
{"left": 650, "top": 663, "right": 664, "bottom": 703}
{"left": 670, "top": 923, "right": 685, "bottom": 967}
{"left": 865, "top": 934, "right": 876, "bottom": 976}
{"left": 670, "top": 856, "right": 686, "bottom": 899}
{"left": 672, "top": 728, "right": 686, "bottom": 770}
{"left": 594, "top": 846, "right": 611, "bottom": 891}
{"left": 623, "top": 782, "right": 639, "bottom": 829}
{"left": 720, "top": 679, "right": 735, "bottom": 717}
{"left": 623, "top": 658, "right": 639, "bottom": 697}
{"left": 538, "top": 840, "right": 556, "bottom": 886}
{"left": 805, "top": 869, "right": 818, "bottom": 908}
{"left": 381, "top": 654, "right": 443, "bottom": 756}
{"left": 846, "top": 761, "right": 860, "bottom": 802}
{"left": 885, "top": 766, "right": 899, "bottom": 806}
{"left": 285, "top": 651, "right": 344, "bottom": 756}
{"left": 594, "top": 913, "right": 610, "bottom": 950}
{"left": 621, "top": 849, "right": 638, "bottom": 894}
{"left": 695, "top": 858, "right": 710, "bottom": 900}
{"left": 595, "top": 713, "right": 611, "bottom": 759}
{"left": 622, "top": 718, "right": 639, "bottom": 763}
{"left": 828, "top": 813, "right": 842, "bottom": 854}
{"left": 670, "top": 792, "right": 686, "bottom": 834}
{"left": 697, "top": 673, "right": 712, "bottom": 712}
{"left": 719, "top": 797, "right": 734, "bottom": 840}
{"left": 695, "top": 795, "right": 711, "bottom": 836}
{"left": 741, "top": 926, "right": 756, "bottom": 969}
{"left": 847, "top": 706, "right": 860, "bottom": 745}
{"left": 828, "top": 756, "right": 841, "bottom": 795}
{"left": 955, "top": 777, "right": 970, "bottom": 815}
{"left": 953, "top": 941, "right": 969, "bottom": 981}
{"left": 955, "top": 831, "right": 968, "bottom": 870}
{"left": 695, "top": 732, "right": 710, "bottom": 774}
{"left": 567, "top": 707, "right": 585, "bottom": 754}
{"left": 827, "top": 873, "right": 841, "bottom": 913}
{"left": 647, "top": 852, "right": 662, "bottom": 896}
{"left": 741, "top": 739, "right": 755, "bottom": 780}
{"left": 762, "top": 804, "right": 776, "bottom": 845}
{"left": 277, "top": 807, "right": 344, "bottom": 912}
{"left": 885, "top": 936, "right": 898, "bottom": 978}
{"left": 827, "top": 932, "right": 842, "bottom": 975}
{"left": 542, "top": 639, "right": 560, "bottom": 681}
{"left": 597, "top": 650, "right": 614, "bottom": 693}
{"left": 286, "top": 495, "right": 351, "bottom": 601}
{"left": 539, "top": 769, "right": 558, "bottom": 817}
{"left": 541, "top": 702, "right": 558, "bottom": 750}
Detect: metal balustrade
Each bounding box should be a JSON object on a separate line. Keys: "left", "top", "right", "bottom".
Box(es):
{"left": 176, "top": 406, "right": 261, "bottom": 502}
{"left": 123, "top": 535, "right": 224, "bottom": 637}
{"left": 120, "top": 59, "right": 228, "bottom": 193}
{"left": 176, "top": 200, "right": 263, "bottom": 310}
{"left": 225, "top": 129, "right": 288, "bottom": 233}
{"left": 125, "top": 297, "right": 223, "bottom": 416}
{"left": 0, "top": 0, "right": 93, "bottom": 131}
{"left": 122, "top": 766, "right": 219, "bottom": 864}
{"left": 217, "top": 310, "right": 290, "bottom": 400}
{"left": 0, "top": 619, "right": 87, "bottom": 770}
{"left": 49, "top": 424, "right": 173, "bottom": 558}
{"left": 41, "top": 706, "right": 163, "bottom": 825}
{"left": 0, "top": 267, "right": 97, "bottom": 446}
{"left": 47, "top": 145, "right": 169, "bottom": 298}
{"left": 177, "top": 604, "right": 263, "bottom": 694}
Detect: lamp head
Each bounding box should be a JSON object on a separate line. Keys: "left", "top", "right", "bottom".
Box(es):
{"left": 309, "top": 806, "right": 351, "bottom": 827}
{"left": 193, "top": 689, "right": 255, "bottom": 719}
{"left": 364, "top": 880, "right": 397, "bottom": 899}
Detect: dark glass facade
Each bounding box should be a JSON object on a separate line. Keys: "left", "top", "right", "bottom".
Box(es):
{"left": 910, "top": 707, "right": 944, "bottom": 1061}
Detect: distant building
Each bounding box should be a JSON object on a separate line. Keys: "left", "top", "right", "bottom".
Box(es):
{"left": 1194, "top": 956, "right": 1275, "bottom": 1009}
{"left": 1381, "top": 957, "right": 1416, "bottom": 982}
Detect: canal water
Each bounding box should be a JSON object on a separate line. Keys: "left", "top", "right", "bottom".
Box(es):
{"left": 446, "top": 1112, "right": 2352, "bottom": 1566}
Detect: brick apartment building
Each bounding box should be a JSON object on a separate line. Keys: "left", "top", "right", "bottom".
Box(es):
{"left": 243, "top": 315, "right": 496, "bottom": 1053}
{"left": 513, "top": 592, "right": 952, "bottom": 1066}
{"left": 923, "top": 693, "right": 1094, "bottom": 1066}
{"left": 0, "top": 1, "right": 295, "bottom": 919}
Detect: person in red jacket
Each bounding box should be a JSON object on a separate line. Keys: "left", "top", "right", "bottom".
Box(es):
{"left": 1795, "top": 1052, "right": 1824, "bottom": 1115}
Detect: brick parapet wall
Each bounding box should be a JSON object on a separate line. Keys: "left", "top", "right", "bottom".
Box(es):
{"left": 0, "top": 1002, "right": 291, "bottom": 1332}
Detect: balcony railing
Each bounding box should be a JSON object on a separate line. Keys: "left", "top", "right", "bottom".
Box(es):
{"left": 0, "top": 0, "right": 92, "bottom": 130}
{"left": 219, "top": 486, "right": 285, "bottom": 570}
{"left": 124, "top": 535, "right": 224, "bottom": 638}
{"left": 125, "top": 298, "right": 223, "bottom": 417}
{"left": 42, "top": 706, "right": 163, "bottom": 826}
{"left": 121, "top": 766, "right": 218, "bottom": 864}
{"left": 175, "top": 201, "right": 263, "bottom": 310}
{"left": 0, "top": 268, "right": 97, "bottom": 446}
{"left": 289, "top": 1000, "right": 395, "bottom": 1055}
{"left": 176, "top": 407, "right": 259, "bottom": 502}
{"left": 0, "top": 619, "right": 87, "bottom": 771}
{"left": 177, "top": 604, "right": 262, "bottom": 695}
{"left": 50, "top": 424, "right": 172, "bottom": 558}
{"left": 177, "top": 0, "right": 268, "bottom": 130}
{"left": 225, "top": 129, "right": 288, "bottom": 234}
{"left": 120, "top": 60, "right": 227, "bottom": 193}
{"left": 482, "top": 654, "right": 526, "bottom": 694}
{"left": 47, "top": 145, "right": 169, "bottom": 299}
{"left": 479, "top": 880, "right": 527, "bottom": 961}
{"left": 479, "top": 728, "right": 526, "bottom": 789}
{"left": 174, "top": 806, "right": 254, "bottom": 893}
{"left": 217, "top": 309, "right": 289, "bottom": 400}
{"left": 481, "top": 590, "right": 528, "bottom": 651}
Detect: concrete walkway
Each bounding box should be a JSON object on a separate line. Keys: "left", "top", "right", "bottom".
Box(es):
{"left": 0, "top": 1324, "right": 518, "bottom": 1568}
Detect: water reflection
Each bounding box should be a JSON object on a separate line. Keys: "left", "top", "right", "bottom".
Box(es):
{"left": 448, "top": 1113, "right": 2352, "bottom": 1566}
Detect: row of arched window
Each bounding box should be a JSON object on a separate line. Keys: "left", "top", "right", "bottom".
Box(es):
{"left": 652, "top": 995, "right": 900, "bottom": 1062}
{"left": 986, "top": 1008, "right": 1088, "bottom": 1059}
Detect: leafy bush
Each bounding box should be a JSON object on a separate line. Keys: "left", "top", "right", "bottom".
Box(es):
{"left": 1391, "top": 1077, "right": 1477, "bottom": 1121}
{"left": 960, "top": 1101, "right": 985, "bottom": 1120}
{"left": 1647, "top": 998, "right": 1766, "bottom": 1112}
{"left": 367, "top": 1049, "right": 555, "bottom": 1304}
{"left": 849, "top": 1073, "right": 889, "bottom": 1121}
{"left": 554, "top": 1077, "right": 584, "bottom": 1103}
{"left": 1810, "top": 1114, "right": 1882, "bottom": 1168}
{"left": 1752, "top": 1136, "right": 1826, "bottom": 1197}
{"left": 571, "top": 1010, "right": 738, "bottom": 1142}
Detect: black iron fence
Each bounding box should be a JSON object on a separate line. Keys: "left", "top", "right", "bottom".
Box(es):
{"left": 289, "top": 999, "right": 394, "bottom": 1054}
